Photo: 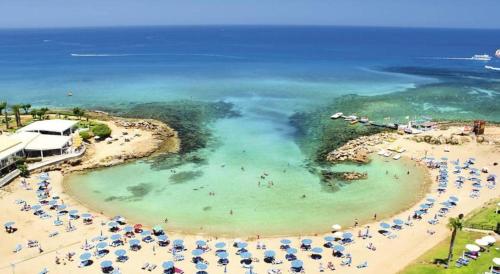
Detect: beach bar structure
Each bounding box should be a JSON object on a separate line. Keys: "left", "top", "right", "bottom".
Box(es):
{"left": 17, "top": 119, "right": 77, "bottom": 136}
{"left": 0, "top": 135, "right": 26, "bottom": 177}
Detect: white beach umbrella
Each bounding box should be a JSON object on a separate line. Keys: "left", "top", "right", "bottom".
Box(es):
{"left": 475, "top": 239, "right": 489, "bottom": 247}
{"left": 465, "top": 244, "right": 480, "bottom": 252}
{"left": 332, "top": 232, "right": 343, "bottom": 238}
{"left": 331, "top": 224, "right": 342, "bottom": 231}
{"left": 482, "top": 236, "right": 496, "bottom": 244}
{"left": 494, "top": 258, "right": 500, "bottom": 265}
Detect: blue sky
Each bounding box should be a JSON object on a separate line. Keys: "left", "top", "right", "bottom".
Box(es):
{"left": 0, "top": 0, "right": 499, "bottom": 29}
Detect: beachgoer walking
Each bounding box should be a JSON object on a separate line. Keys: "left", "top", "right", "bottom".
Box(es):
{"left": 373, "top": 213, "right": 377, "bottom": 220}
{"left": 354, "top": 218, "right": 359, "bottom": 227}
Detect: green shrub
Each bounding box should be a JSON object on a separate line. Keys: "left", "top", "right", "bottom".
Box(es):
{"left": 91, "top": 123, "right": 112, "bottom": 138}
{"left": 79, "top": 130, "right": 92, "bottom": 140}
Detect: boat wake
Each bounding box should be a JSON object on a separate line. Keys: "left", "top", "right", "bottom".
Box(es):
{"left": 70, "top": 53, "right": 245, "bottom": 59}
{"left": 485, "top": 65, "right": 500, "bottom": 71}
{"left": 418, "top": 57, "right": 476, "bottom": 60}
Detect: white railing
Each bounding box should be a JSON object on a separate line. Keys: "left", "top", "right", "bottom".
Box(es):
{"left": 28, "top": 146, "right": 86, "bottom": 171}
{"left": 0, "top": 170, "right": 21, "bottom": 188}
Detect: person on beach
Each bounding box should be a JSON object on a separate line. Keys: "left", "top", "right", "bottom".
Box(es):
{"left": 164, "top": 217, "right": 168, "bottom": 223}
{"left": 354, "top": 218, "right": 359, "bottom": 227}
{"left": 373, "top": 213, "right": 377, "bottom": 220}
{"left": 230, "top": 209, "right": 233, "bottom": 215}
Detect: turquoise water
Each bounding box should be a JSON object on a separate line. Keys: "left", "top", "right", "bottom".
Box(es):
{"left": 3, "top": 26, "right": 498, "bottom": 236}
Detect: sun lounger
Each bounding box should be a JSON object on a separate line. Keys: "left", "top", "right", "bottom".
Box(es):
{"left": 38, "top": 268, "right": 49, "bottom": 274}
{"left": 48, "top": 231, "right": 59, "bottom": 237}
{"left": 141, "top": 262, "right": 149, "bottom": 270}
{"left": 357, "top": 261, "right": 368, "bottom": 268}
{"left": 147, "top": 264, "right": 156, "bottom": 271}
{"left": 13, "top": 244, "right": 22, "bottom": 253}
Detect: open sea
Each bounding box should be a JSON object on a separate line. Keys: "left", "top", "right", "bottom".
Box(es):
{"left": 1, "top": 26, "right": 499, "bottom": 236}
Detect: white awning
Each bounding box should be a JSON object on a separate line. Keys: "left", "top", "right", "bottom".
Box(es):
{"left": 18, "top": 119, "right": 77, "bottom": 134}
{"left": 0, "top": 135, "right": 24, "bottom": 160}
{"left": 24, "top": 134, "right": 72, "bottom": 151}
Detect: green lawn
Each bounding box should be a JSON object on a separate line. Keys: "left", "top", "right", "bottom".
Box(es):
{"left": 401, "top": 200, "right": 499, "bottom": 274}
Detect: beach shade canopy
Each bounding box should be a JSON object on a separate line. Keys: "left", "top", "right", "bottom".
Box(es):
{"left": 324, "top": 236, "right": 335, "bottom": 242}
{"left": 153, "top": 225, "right": 163, "bottom": 231}
{"left": 264, "top": 250, "right": 276, "bottom": 258}
{"left": 286, "top": 248, "right": 298, "bottom": 254}
{"left": 280, "top": 239, "right": 291, "bottom": 245}
{"left": 32, "top": 204, "right": 42, "bottom": 211}
{"left": 4, "top": 221, "right": 15, "bottom": 228}
{"left": 482, "top": 236, "right": 496, "bottom": 244}
{"left": 79, "top": 252, "right": 92, "bottom": 261}
{"left": 449, "top": 196, "right": 459, "bottom": 202}
{"left": 114, "top": 249, "right": 126, "bottom": 257}
{"left": 133, "top": 224, "right": 142, "bottom": 229}
{"left": 291, "top": 260, "right": 303, "bottom": 268}
{"left": 100, "top": 260, "right": 112, "bottom": 268}
{"left": 332, "top": 232, "right": 343, "bottom": 238}
{"left": 331, "top": 224, "right": 342, "bottom": 231}
{"left": 96, "top": 242, "right": 108, "bottom": 250}
{"left": 69, "top": 209, "right": 79, "bottom": 215}
{"left": 111, "top": 234, "right": 122, "bottom": 241}
{"left": 215, "top": 242, "right": 226, "bottom": 249}
{"left": 414, "top": 210, "right": 425, "bottom": 216}
{"left": 240, "top": 252, "right": 252, "bottom": 259}
{"left": 301, "top": 239, "right": 312, "bottom": 245}
{"left": 192, "top": 249, "right": 204, "bottom": 256}
{"left": 475, "top": 239, "right": 489, "bottom": 246}
{"left": 173, "top": 239, "right": 184, "bottom": 247}
{"left": 157, "top": 235, "right": 168, "bottom": 242}
{"left": 333, "top": 245, "right": 345, "bottom": 252}
{"left": 196, "top": 240, "right": 207, "bottom": 247}
{"left": 237, "top": 242, "right": 248, "bottom": 249}
{"left": 108, "top": 221, "right": 119, "bottom": 228}
{"left": 196, "top": 262, "right": 208, "bottom": 270}
{"left": 48, "top": 200, "right": 58, "bottom": 206}
{"left": 419, "top": 204, "right": 430, "bottom": 209}
{"left": 162, "top": 261, "right": 174, "bottom": 269}
{"left": 141, "top": 230, "right": 152, "bottom": 237}
{"left": 81, "top": 213, "right": 92, "bottom": 219}
{"left": 123, "top": 226, "right": 133, "bottom": 233}
{"left": 342, "top": 232, "right": 353, "bottom": 239}
{"left": 217, "top": 251, "right": 229, "bottom": 258}
{"left": 129, "top": 239, "right": 140, "bottom": 246}
{"left": 311, "top": 247, "right": 323, "bottom": 254}
{"left": 393, "top": 219, "right": 404, "bottom": 225}
{"left": 57, "top": 204, "right": 67, "bottom": 210}
{"left": 494, "top": 258, "right": 500, "bottom": 266}
{"left": 465, "top": 244, "right": 480, "bottom": 252}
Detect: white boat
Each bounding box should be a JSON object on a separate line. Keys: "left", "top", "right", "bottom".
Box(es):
{"left": 330, "top": 112, "right": 343, "bottom": 119}
{"left": 393, "top": 154, "right": 401, "bottom": 160}
{"left": 383, "top": 151, "right": 392, "bottom": 157}
{"left": 377, "top": 149, "right": 386, "bottom": 156}
{"left": 344, "top": 115, "right": 357, "bottom": 121}
{"left": 359, "top": 117, "right": 369, "bottom": 123}
{"left": 485, "top": 65, "right": 500, "bottom": 71}
{"left": 471, "top": 54, "right": 491, "bottom": 61}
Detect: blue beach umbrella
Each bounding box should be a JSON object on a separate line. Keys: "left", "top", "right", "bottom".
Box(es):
{"left": 69, "top": 209, "right": 79, "bottom": 215}
{"left": 162, "top": 261, "right": 174, "bottom": 269}
{"left": 79, "top": 252, "right": 92, "bottom": 261}
{"left": 32, "top": 204, "right": 42, "bottom": 211}
{"left": 173, "top": 239, "right": 184, "bottom": 247}
{"left": 301, "top": 239, "right": 312, "bottom": 245}
{"left": 123, "top": 226, "right": 133, "bottom": 233}
{"left": 420, "top": 204, "right": 430, "bottom": 209}
{"left": 311, "top": 247, "right": 323, "bottom": 254}
{"left": 114, "top": 249, "right": 126, "bottom": 257}
{"left": 217, "top": 251, "right": 229, "bottom": 258}
{"left": 286, "top": 248, "right": 298, "bottom": 254}
{"left": 280, "top": 239, "right": 291, "bottom": 245}
{"left": 157, "top": 235, "right": 168, "bottom": 242}
{"left": 108, "top": 221, "right": 119, "bottom": 228}
{"left": 4, "top": 221, "right": 15, "bottom": 228}
{"left": 100, "top": 260, "right": 112, "bottom": 268}
{"left": 96, "top": 242, "right": 108, "bottom": 250}
{"left": 196, "top": 240, "right": 207, "bottom": 247}
{"left": 342, "top": 232, "right": 353, "bottom": 239}
{"left": 196, "top": 262, "right": 208, "bottom": 270}
{"left": 324, "top": 236, "right": 335, "bottom": 242}
{"left": 240, "top": 252, "right": 252, "bottom": 259}
{"left": 81, "top": 213, "right": 92, "bottom": 219}
{"left": 153, "top": 225, "right": 163, "bottom": 231}
{"left": 57, "top": 204, "right": 67, "bottom": 210}
{"left": 129, "top": 239, "right": 140, "bottom": 246}
{"left": 141, "top": 230, "right": 151, "bottom": 237}
{"left": 111, "top": 234, "right": 121, "bottom": 241}
{"left": 291, "top": 260, "right": 303, "bottom": 268}
{"left": 192, "top": 249, "right": 204, "bottom": 256}
{"left": 426, "top": 198, "right": 436, "bottom": 203}
{"left": 215, "top": 242, "right": 226, "bottom": 249}
{"left": 48, "top": 200, "right": 58, "bottom": 206}
{"left": 414, "top": 210, "right": 425, "bottom": 216}
{"left": 449, "top": 196, "right": 459, "bottom": 202}
{"left": 393, "top": 219, "right": 404, "bottom": 225}
{"left": 237, "top": 242, "right": 248, "bottom": 249}
{"left": 264, "top": 250, "right": 276, "bottom": 258}
{"left": 380, "top": 222, "right": 391, "bottom": 229}
{"left": 333, "top": 245, "right": 345, "bottom": 252}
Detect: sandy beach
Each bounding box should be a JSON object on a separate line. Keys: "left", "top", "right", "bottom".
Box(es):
{"left": 0, "top": 125, "right": 499, "bottom": 274}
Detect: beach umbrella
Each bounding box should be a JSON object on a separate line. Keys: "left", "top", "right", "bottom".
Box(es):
{"left": 157, "top": 235, "right": 168, "bottom": 242}
{"left": 380, "top": 222, "right": 391, "bottom": 230}
{"left": 114, "top": 249, "right": 126, "bottom": 257}
{"left": 4, "top": 221, "right": 15, "bottom": 228}
{"left": 393, "top": 219, "right": 404, "bottom": 225}
{"left": 291, "top": 260, "right": 303, "bottom": 268}
{"left": 129, "top": 239, "right": 140, "bottom": 246}
{"left": 79, "top": 252, "right": 92, "bottom": 261}
{"left": 196, "top": 262, "right": 208, "bottom": 270}
{"left": 280, "top": 239, "right": 291, "bottom": 245}
{"left": 331, "top": 224, "right": 342, "bottom": 231}
{"left": 123, "top": 226, "right": 133, "bottom": 233}
{"left": 332, "top": 232, "right": 343, "bottom": 238}
{"left": 162, "top": 261, "right": 174, "bottom": 269}
{"left": 449, "top": 196, "right": 459, "bottom": 202}
{"left": 111, "top": 234, "right": 121, "bottom": 241}
{"left": 96, "top": 242, "right": 108, "bottom": 250}
{"left": 192, "top": 249, "right": 204, "bottom": 256}
{"left": 217, "top": 251, "right": 229, "bottom": 259}
{"left": 494, "top": 258, "right": 500, "bottom": 265}
{"left": 324, "top": 236, "right": 335, "bottom": 242}
{"left": 342, "top": 232, "right": 353, "bottom": 239}
{"left": 311, "top": 247, "right": 323, "bottom": 254}
{"left": 333, "top": 245, "right": 345, "bottom": 252}
{"left": 426, "top": 198, "right": 436, "bottom": 203}
{"left": 286, "top": 248, "right": 298, "bottom": 254}
{"left": 237, "top": 242, "right": 248, "bottom": 249}
{"left": 414, "top": 210, "right": 425, "bottom": 216}
{"left": 240, "top": 252, "right": 252, "bottom": 259}
{"left": 108, "top": 221, "right": 119, "bottom": 228}
{"left": 264, "top": 250, "right": 276, "bottom": 258}
{"left": 419, "top": 204, "right": 430, "bottom": 209}
{"left": 32, "top": 204, "right": 42, "bottom": 211}
{"left": 215, "top": 242, "right": 226, "bottom": 249}
{"left": 69, "top": 209, "right": 79, "bottom": 215}
{"left": 482, "top": 236, "right": 496, "bottom": 244}
{"left": 133, "top": 224, "right": 142, "bottom": 230}
{"left": 301, "top": 239, "right": 312, "bottom": 245}
{"left": 153, "top": 225, "right": 163, "bottom": 232}
{"left": 81, "top": 213, "right": 92, "bottom": 219}
{"left": 196, "top": 240, "right": 207, "bottom": 247}
{"left": 57, "top": 204, "right": 67, "bottom": 210}
{"left": 100, "top": 260, "right": 112, "bottom": 268}
{"left": 141, "top": 230, "right": 151, "bottom": 237}
{"left": 48, "top": 200, "right": 58, "bottom": 206}
{"left": 475, "top": 239, "right": 489, "bottom": 247}
{"left": 465, "top": 244, "right": 480, "bottom": 252}
{"left": 173, "top": 239, "right": 184, "bottom": 247}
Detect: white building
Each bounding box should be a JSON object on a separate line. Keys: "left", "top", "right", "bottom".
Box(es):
{"left": 18, "top": 119, "right": 77, "bottom": 136}
{"left": 0, "top": 135, "right": 25, "bottom": 177}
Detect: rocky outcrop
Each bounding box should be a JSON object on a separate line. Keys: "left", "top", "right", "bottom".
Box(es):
{"left": 326, "top": 133, "right": 394, "bottom": 163}
{"left": 412, "top": 134, "right": 472, "bottom": 145}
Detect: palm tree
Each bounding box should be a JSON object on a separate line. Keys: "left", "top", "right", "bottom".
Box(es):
{"left": 10, "top": 104, "right": 22, "bottom": 128}
{"left": 21, "top": 104, "right": 31, "bottom": 114}
{"left": 446, "top": 214, "right": 464, "bottom": 267}
{"left": 0, "top": 101, "right": 8, "bottom": 129}
{"left": 72, "top": 107, "right": 85, "bottom": 120}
